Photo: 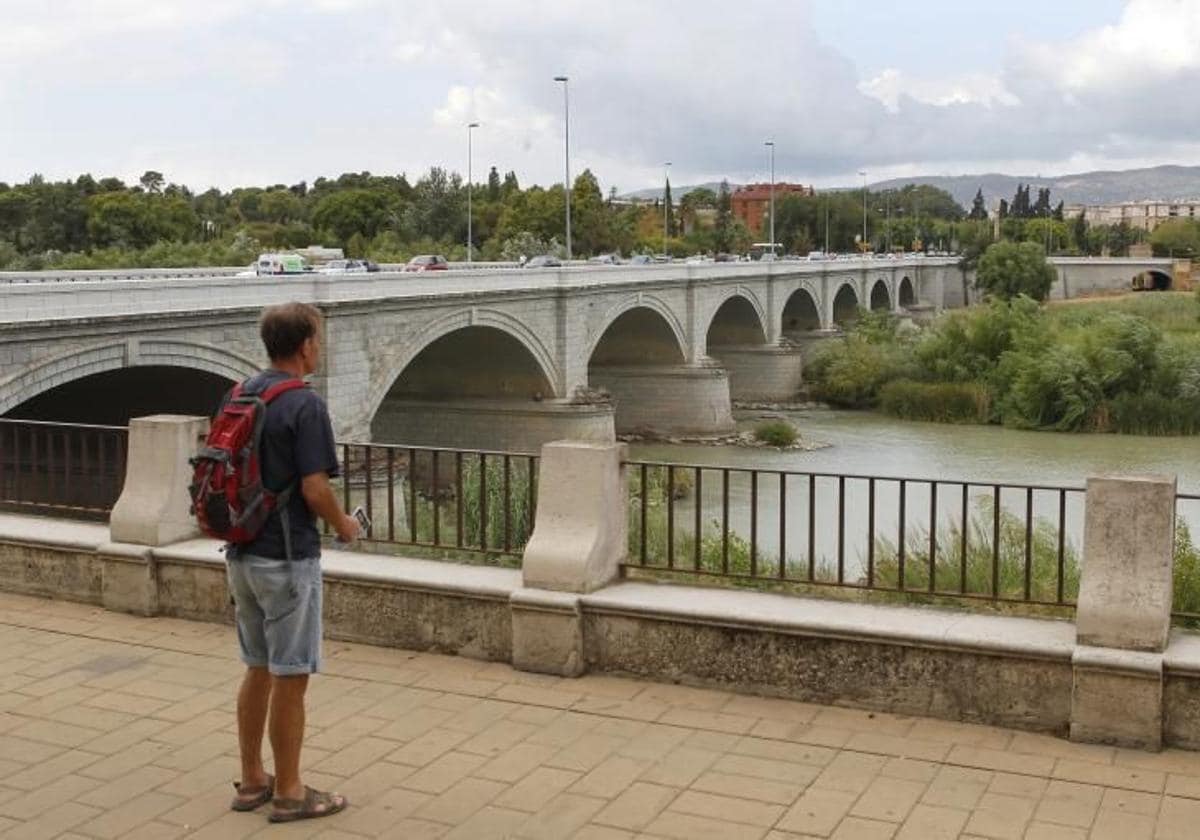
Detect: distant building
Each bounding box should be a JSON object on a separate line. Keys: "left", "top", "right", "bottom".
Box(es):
{"left": 731, "top": 183, "right": 814, "bottom": 237}
{"left": 1064, "top": 200, "right": 1200, "bottom": 231}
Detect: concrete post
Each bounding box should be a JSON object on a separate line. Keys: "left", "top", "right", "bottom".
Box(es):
{"left": 513, "top": 440, "right": 627, "bottom": 677}
{"left": 1070, "top": 474, "right": 1177, "bottom": 750}
{"left": 105, "top": 415, "right": 209, "bottom": 616}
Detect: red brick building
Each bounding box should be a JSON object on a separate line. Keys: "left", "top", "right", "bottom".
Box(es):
{"left": 732, "top": 183, "right": 814, "bottom": 238}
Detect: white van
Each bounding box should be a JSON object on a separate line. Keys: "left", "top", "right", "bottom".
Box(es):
{"left": 255, "top": 253, "right": 309, "bottom": 275}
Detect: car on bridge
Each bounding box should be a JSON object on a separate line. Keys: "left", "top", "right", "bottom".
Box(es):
{"left": 524, "top": 255, "right": 562, "bottom": 268}
{"left": 404, "top": 255, "right": 449, "bottom": 272}
{"left": 317, "top": 259, "right": 369, "bottom": 275}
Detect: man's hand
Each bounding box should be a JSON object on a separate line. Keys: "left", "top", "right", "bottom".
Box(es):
{"left": 334, "top": 513, "right": 360, "bottom": 544}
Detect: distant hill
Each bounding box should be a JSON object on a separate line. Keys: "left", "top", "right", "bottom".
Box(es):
{"left": 623, "top": 165, "right": 1200, "bottom": 210}
{"left": 619, "top": 181, "right": 742, "bottom": 201}
{"left": 865, "top": 164, "right": 1200, "bottom": 210}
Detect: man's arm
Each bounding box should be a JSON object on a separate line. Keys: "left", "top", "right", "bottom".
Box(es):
{"left": 301, "top": 471, "right": 359, "bottom": 543}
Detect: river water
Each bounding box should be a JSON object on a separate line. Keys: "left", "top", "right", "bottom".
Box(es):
{"left": 627, "top": 410, "right": 1200, "bottom": 581}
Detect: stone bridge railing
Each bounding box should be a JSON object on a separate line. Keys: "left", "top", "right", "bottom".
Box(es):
{"left": 2, "top": 415, "right": 1198, "bottom": 752}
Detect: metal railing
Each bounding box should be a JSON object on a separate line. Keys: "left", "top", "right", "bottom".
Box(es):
{"left": 625, "top": 460, "right": 1087, "bottom": 610}
{"left": 0, "top": 419, "right": 128, "bottom": 518}
{"left": 332, "top": 442, "right": 538, "bottom": 559}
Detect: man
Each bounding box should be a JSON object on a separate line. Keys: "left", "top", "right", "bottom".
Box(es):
{"left": 226, "top": 302, "right": 357, "bottom": 823}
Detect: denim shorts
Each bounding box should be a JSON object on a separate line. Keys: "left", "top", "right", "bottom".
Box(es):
{"left": 226, "top": 555, "right": 322, "bottom": 676}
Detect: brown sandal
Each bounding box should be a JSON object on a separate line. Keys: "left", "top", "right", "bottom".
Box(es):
{"left": 268, "top": 786, "right": 348, "bottom": 823}
{"left": 230, "top": 774, "right": 274, "bottom": 811}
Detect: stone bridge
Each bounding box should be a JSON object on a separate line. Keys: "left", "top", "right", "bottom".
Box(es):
{"left": 0, "top": 256, "right": 1176, "bottom": 450}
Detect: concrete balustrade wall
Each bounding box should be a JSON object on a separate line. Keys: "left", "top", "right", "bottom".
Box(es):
{"left": 2, "top": 417, "right": 1199, "bottom": 752}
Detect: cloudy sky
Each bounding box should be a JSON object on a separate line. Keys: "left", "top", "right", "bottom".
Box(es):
{"left": 1, "top": 0, "right": 1198, "bottom": 193}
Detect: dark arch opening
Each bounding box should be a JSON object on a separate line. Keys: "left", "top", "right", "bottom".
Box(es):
{"left": 589, "top": 308, "right": 686, "bottom": 368}
{"left": 4, "top": 366, "right": 234, "bottom": 425}
{"left": 899, "top": 276, "right": 916, "bottom": 307}
{"left": 1133, "top": 270, "right": 1172, "bottom": 291}
{"left": 371, "top": 326, "right": 558, "bottom": 448}
{"left": 833, "top": 285, "right": 860, "bottom": 327}
{"left": 781, "top": 289, "right": 822, "bottom": 335}
{"left": 706, "top": 296, "right": 767, "bottom": 350}
{"left": 869, "top": 280, "right": 890, "bottom": 311}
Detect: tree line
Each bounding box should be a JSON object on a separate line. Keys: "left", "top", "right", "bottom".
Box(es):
{"left": 0, "top": 169, "right": 1191, "bottom": 270}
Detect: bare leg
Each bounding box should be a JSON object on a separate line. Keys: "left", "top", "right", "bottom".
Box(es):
{"left": 236, "top": 666, "right": 272, "bottom": 790}
{"left": 269, "top": 673, "right": 310, "bottom": 801}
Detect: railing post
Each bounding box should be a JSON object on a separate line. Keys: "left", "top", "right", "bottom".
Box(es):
{"left": 104, "top": 414, "right": 209, "bottom": 616}
{"left": 512, "top": 440, "right": 628, "bottom": 677}
{"left": 1071, "top": 474, "right": 1176, "bottom": 750}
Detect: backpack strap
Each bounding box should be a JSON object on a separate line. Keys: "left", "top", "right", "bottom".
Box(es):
{"left": 258, "top": 378, "right": 308, "bottom": 403}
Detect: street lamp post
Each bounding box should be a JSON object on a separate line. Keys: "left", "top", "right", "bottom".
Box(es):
{"left": 466, "top": 122, "right": 479, "bottom": 264}
{"left": 663, "top": 161, "right": 672, "bottom": 257}
{"left": 553, "top": 76, "right": 571, "bottom": 260}
{"left": 765, "top": 141, "right": 775, "bottom": 254}
{"left": 858, "top": 170, "right": 868, "bottom": 252}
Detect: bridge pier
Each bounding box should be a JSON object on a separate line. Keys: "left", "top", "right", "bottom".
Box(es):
{"left": 370, "top": 398, "right": 615, "bottom": 452}
{"left": 589, "top": 364, "right": 734, "bottom": 437}
{"left": 707, "top": 345, "right": 804, "bottom": 401}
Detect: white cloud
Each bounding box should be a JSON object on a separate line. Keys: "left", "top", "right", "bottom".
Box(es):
{"left": 859, "top": 68, "right": 1020, "bottom": 112}
{"left": 1, "top": 0, "right": 1199, "bottom": 193}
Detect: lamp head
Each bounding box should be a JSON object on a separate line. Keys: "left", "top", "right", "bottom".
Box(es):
{"left": 468, "top": 122, "right": 480, "bottom": 128}
{"left": 553, "top": 75, "right": 568, "bottom": 82}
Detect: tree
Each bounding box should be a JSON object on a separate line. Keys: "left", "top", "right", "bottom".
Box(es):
{"left": 1149, "top": 218, "right": 1200, "bottom": 258}
{"left": 311, "top": 189, "right": 391, "bottom": 245}
{"left": 663, "top": 178, "right": 675, "bottom": 239}
{"left": 570, "top": 169, "right": 611, "bottom": 255}
{"left": 486, "top": 167, "right": 501, "bottom": 201}
{"left": 1072, "top": 210, "right": 1088, "bottom": 254}
{"left": 713, "top": 180, "right": 734, "bottom": 252}
{"left": 969, "top": 189, "right": 988, "bottom": 220}
{"left": 975, "top": 241, "right": 1056, "bottom": 301}
{"left": 139, "top": 171, "right": 165, "bottom": 194}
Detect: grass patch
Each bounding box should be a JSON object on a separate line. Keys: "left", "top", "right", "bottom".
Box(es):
{"left": 753, "top": 420, "right": 798, "bottom": 447}
{"left": 879, "top": 380, "right": 990, "bottom": 423}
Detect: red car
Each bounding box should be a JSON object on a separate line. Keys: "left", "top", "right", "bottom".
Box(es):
{"left": 404, "top": 254, "right": 449, "bottom": 272}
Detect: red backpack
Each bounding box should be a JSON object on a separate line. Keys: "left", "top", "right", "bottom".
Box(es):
{"left": 189, "top": 377, "right": 308, "bottom": 554}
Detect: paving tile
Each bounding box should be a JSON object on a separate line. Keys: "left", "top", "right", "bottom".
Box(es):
{"left": 945, "top": 744, "right": 1056, "bottom": 777}
{"left": 570, "top": 755, "right": 653, "bottom": 799}
{"left": 474, "top": 742, "right": 560, "bottom": 783}
{"left": 690, "top": 770, "right": 804, "bottom": 805}
{"left": 545, "top": 734, "right": 632, "bottom": 773}
{"left": 880, "top": 757, "right": 939, "bottom": 783}
{"left": 383, "top": 728, "right": 470, "bottom": 768}
{"left": 669, "top": 789, "right": 785, "bottom": 827}
{"left": 76, "top": 765, "right": 180, "bottom": 807}
{"left": 849, "top": 777, "right": 926, "bottom": 823}
{"left": 1087, "top": 807, "right": 1155, "bottom": 840}
{"left": 513, "top": 792, "right": 607, "bottom": 840}
{"left": 1051, "top": 758, "right": 1165, "bottom": 793}
{"left": 414, "top": 777, "right": 506, "bottom": 825}
{"left": 494, "top": 767, "right": 582, "bottom": 812}
{"left": 441, "top": 805, "right": 528, "bottom": 839}
{"left": 1156, "top": 795, "right": 1200, "bottom": 840}
{"left": 1099, "top": 786, "right": 1162, "bottom": 816}
{"left": 961, "top": 792, "right": 1036, "bottom": 840}
{"left": 592, "top": 782, "right": 680, "bottom": 831}
{"left": 829, "top": 816, "right": 896, "bottom": 839}
{"left": 1031, "top": 779, "right": 1103, "bottom": 828}
{"left": 893, "top": 803, "right": 967, "bottom": 839}
{"left": 641, "top": 809, "right": 768, "bottom": 840}
{"left": 777, "top": 788, "right": 858, "bottom": 835}
{"left": 810, "top": 752, "right": 888, "bottom": 795}
{"left": 713, "top": 752, "right": 823, "bottom": 786}
{"left": 79, "top": 790, "right": 185, "bottom": 840}
{"left": 1022, "top": 821, "right": 1086, "bottom": 840}
{"left": 399, "top": 751, "right": 487, "bottom": 794}
{"left": 921, "top": 765, "right": 993, "bottom": 809}
{"left": 845, "top": 732, "right": 949, "bottom": 762}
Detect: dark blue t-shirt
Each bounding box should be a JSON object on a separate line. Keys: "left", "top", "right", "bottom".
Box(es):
{"left": 223, "top": 370, "right": 340, "bottom": 561}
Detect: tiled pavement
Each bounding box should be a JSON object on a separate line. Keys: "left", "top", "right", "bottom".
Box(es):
{"left": 1, "top": 592, "right": 1199, "bottom": 839}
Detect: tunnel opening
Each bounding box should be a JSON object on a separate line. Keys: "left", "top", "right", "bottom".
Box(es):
{"left": 780, "top": 289, "right": 822, "bottom": 336}
{"left": 706, "top": 296, "right": 767, "bottom": 350}
{"left": 1133, "top": 270, "right": 1172, "bottom": 291}
{"left": 833, "top": 284, "right": 860, "bottom": 327}
{"left": 869, "top": 280, "right": 891, "bottom": 311}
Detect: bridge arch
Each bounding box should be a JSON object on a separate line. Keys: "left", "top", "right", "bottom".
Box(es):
{"left": 899, "top": 276, "right": 916, "bottom": 307}
{"left": 869, "top": 279, "right": 891, "bottom": 311}
{"left": 0, "top": 339, "right": 258, "bottom": 421}
{"left": 780, "top": 287, "right": 823, "bottom": 336}
{"left": 1133, "top": 269, "right": 1172, "bottom": 291}
{"left": 832, "top": 282, "right": 860, "bottom": 327}
{"left": 587, "top": 294, "right": 688, "bottom": 366}
{"left": 704, "top": 292, "right": 768, "bottom": 352}
{"left": 364, "top": 308, "right": 561, "bottom": 426}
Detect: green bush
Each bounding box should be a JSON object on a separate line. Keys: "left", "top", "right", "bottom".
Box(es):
{"left": 754, "top": 420, "right": 798, "bottom": 447}
{"left": 976, "top": 240, "right": 1056, "bottom": 301}
{"left": 879, "top": 380, "right": 989, "bottom": 423}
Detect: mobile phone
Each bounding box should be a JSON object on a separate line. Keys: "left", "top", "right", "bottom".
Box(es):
{"left": 333, "top": 506, "right": 371, "bottom": 546}
{"left": 352, "top": 506, "right": 371, "bottom": 537}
